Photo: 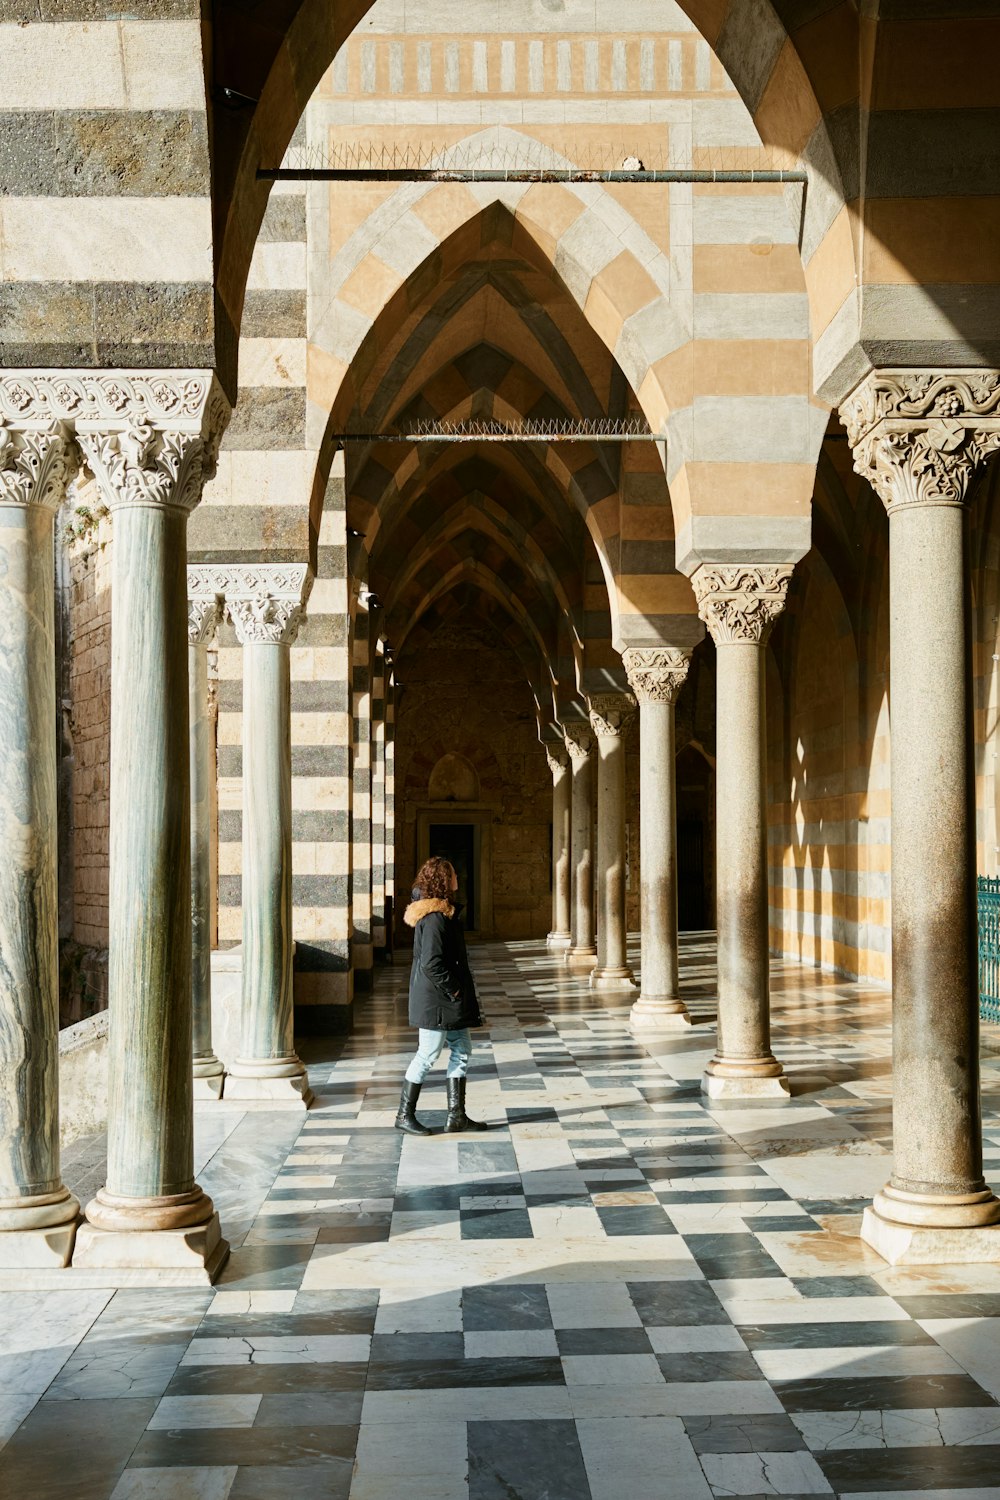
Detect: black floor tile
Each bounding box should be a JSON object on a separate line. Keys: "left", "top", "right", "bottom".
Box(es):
{"left": 130, "top": 1423, "right": 359, "bottom": 1467}
{"left": 739, "top": 1319, "right": 933, "bottom": 1349}
{"left": 367, "top": 1356, "right": 565, "bottom": 1389}
{"left": 682, "top": 1412, "right": 807, "bottom": 1453}
{"left": 462, "top": 1283, "right": 553, "bottom": 1331}
{"left": 468, "top": 1418, "right": 592, "bottom": 1500}
{"left": 627, "top": 1280, "right": 729, "bottom": 1326}
{"left": 818, "top": 1442, "right": 1000, "bottom": 1492}
{"left": 775, "top": 1372, "right": 997, "bottom": 1411}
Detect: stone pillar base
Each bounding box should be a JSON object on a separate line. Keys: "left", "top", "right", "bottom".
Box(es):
{"left": 0, "top": 1221, "right": 79, "bottom": 1269}
{"left": 72, "top": 1211, "right": 229, "bottom": 1285}
{"left": 546, "top": 931, "right": 572, "bottom": 950}
{"left": 224, "top": 1071, "right": 314, "bottom": 1109}
{"left": 861, "top": 1204, "right": 1000, "bottom": 1266}
{"left": 566, "top": 948, "right": 597, "bottom": 973}
{"left": 704, "top": 1068, "right": 791, "bottom": 1104}
{"left": 193, "top": 1073, "right": 226, "bottom": 1102}
{"left": 629, "top": 997, "right": 693, "bottom": 1032}
{"left": 590, "top": 966, "right": 636, "bottom": 991}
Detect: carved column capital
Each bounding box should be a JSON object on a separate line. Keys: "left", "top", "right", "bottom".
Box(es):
{"left": 588, "top": 692, "right": 637, "bottom": 738}
{"left": 79, "top": 422, "right": 207, "bottom": 515}
{"left": 839, "top": 369, "right": 1000, "bottom": 511}
{"left": 563, "top": 722, "right": 595, "bottom": 760}
{"left": 229, "top": 596, "right": 302, "bottom": 646}
{"left": 187, "top": 596, "right": 221, "bottom": 647}
{"left": 544, "top": 744, "right": 569, "bottom": 776}
{"left": 0, "top": 370, "right": 231, "bottom": 516}
{"left": 622, "top": 647, "right": 691, "bottom": 705}
{"left": 0, "top": 421, "right": 77, "bottom": 511}
{"left": 691, "top": 564, "right": 792, "bottom": 646}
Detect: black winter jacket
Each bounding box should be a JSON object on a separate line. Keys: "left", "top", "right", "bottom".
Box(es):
{"left": 404, "top": 892, "right": 482, "bottom": 1030}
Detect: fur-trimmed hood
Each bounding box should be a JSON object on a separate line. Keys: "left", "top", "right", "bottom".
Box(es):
{"left": 403, "top": 897, "right": 455, "bottom": 927}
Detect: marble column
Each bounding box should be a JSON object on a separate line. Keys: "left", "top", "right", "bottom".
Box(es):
{"left": 226, "top": 577, "right": 313, "bottom": 1108}
{"left": 545, "top": 744, "right": 572, "bottom": 949}
{"left": 622, "top": 647, "right": 693, "bottom": 1030}
{"left": 589, "top": 693, "right": 637, "bottom": 990}
{"left": 692, "top": 564, "right": 792, "bottom": 1101}
{"left": 188, "top": 590, "right": 225, "bottom": 1100}
{"left": 564, "top": 723, "right": 597, "bottom": 971}
{"left": 74, "top": 395, "right": 229, "bottom": 1281}
{"left": 0, "top": 418, "right": 80, "bottom": 1269}
{"left": 842, "top": 368, "right": 1000, "bottom": 1264}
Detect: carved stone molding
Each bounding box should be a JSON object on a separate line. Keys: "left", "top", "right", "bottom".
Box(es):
{"left": 544, "top": 745, "right": 570, "bottom": 776}
{"left": 563, "top": 722, "right": 595, "bottom": 760}
{"left": 79, "top": 423, "right": 207, "bottom": 515}
{"left": 229, "top": 595, "right": 302, "bottom": 646}
{"left": 186, "top": 564, "right": 310, "bottom": 601}
{"left": 0, "top": 422, "right": 77, "bottom": 511}
{"left": 622, "top": 647, "right": 691, "bottom": 705}
{"left": 588, "top": 692, "right": 637, "bottom": 738}
{"left": 691, "top": 565, "right": 793, "bottom": 646}
{"left": 187, "top": 596, "right": 221, "bottom": 647}
{"left": 839, "top": 369, "right": 1000, "bottom": 511}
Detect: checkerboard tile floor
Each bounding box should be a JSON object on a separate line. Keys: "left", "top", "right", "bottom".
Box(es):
{"left": 4, "top": 935, "right": 1000, "bottom": 1498}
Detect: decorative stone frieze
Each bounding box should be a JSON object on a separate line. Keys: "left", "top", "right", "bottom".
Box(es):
{"left": 563, "top": 722, "right": 595, "bottom": 759}
{"left": 0, "top": 370, "right": 229, "bottom": 446}
{"left": 0, "top": 422, "right": 77, "bottom": 512}
{"left": 186, "top": 564, "right": 310, "bottom": 600}
{"left": 587, "top": 692, "right": 637, "bottom": 737}
{"left": 840, "top": 369, "right": 1000, "bottom": 511}
{"left": 622, "top": 647, "right": 691, "bottom": 705}
{"left": 691, "top": 565, "right": 792, "bottom": 646}
{"left": 187, "top": 596, "right": 221, "bottom": 647}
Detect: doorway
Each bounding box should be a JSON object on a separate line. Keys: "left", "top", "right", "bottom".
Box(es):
{"left": 429, "top": 822, "right": 476, "bottom": 929}
{"left": 676, "top": 743, "right": 714, "bottom": 931}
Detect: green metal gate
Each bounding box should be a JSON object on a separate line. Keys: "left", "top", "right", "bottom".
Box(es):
{"left": 978, "top": 875, "right": 1000, "bottom": 1023}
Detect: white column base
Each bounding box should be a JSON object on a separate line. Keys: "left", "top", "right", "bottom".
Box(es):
{"left": 629, "top": 998, "right": 693, "bottom": 1032}
{"left": 590, "top": 967, "right": 637, "bottom": 991}
{"left": 223, "top": 1072, "right": 314, "bottom": 1109}
{"left": 0, "top": 1221, "right": 79, "bottom": 1269}
{"left": 702, "top": 1071, "right": 790, "bottom": 1101}
{"left": 72, "top": 1210, "right": 229, "bottom": 1285}
{"left": 193, "top": 1073, "right": 226, "bottom": 1102}
{"left": 546, "top": 931, "right": 572, "bottom": 950}
{"left": 861, "top": 1204, "right": 1000, "bottom": 1265}
{"left": 566, "top": 949, "right": 598, "bottom": 973}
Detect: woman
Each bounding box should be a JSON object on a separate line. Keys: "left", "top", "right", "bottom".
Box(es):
{"left": 396, "top": 855, "right": 487, "bottom": 1136}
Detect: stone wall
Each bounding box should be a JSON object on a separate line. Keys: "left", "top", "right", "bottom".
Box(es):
{"left": 57, "top": 503, "right": 113, "bottom": 1025}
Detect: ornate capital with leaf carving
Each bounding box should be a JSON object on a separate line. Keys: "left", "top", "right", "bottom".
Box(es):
{"left": 691, "top": 565, "right": 792, "bottom": 646}
{"left": 544, "top": 744, "right": 569, "bottom": 777}
{"left": 588, "top": 692, "right": 637, "bottom": 738}
{"left": 188, "top": 563, "right": 311, "bottom": 647}
{"left": 229, "top": 595, "right": 302, "bottom": 646}
{"left": 80, "top": 422, "right": 207, "bottom": 515}
{"left": 1, "top": 371, "right": 230, "bottom": 516}
{"left": 839, "top": 369, "right": 1000, "bottom": 511}
{"left": 622, "top": 647, "right": 691, "bottom": 705}
{"left": 187, "top": 596, "right": 221, "bottom": 647}
{"left": 0, "top": 422, "right": 77, "bottom": 512}
{"left": 563, "top": 722, "right": 595, "bottom": 761}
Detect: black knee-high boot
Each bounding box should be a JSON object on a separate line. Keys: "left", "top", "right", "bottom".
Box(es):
{"left": 445, "top": 1078, "right": 487, "bottom": 1133}
{"left": 395, "top": 1080, "right": 432, "bottom": 1136}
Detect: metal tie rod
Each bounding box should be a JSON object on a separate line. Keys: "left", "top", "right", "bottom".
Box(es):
{"left": 258, "top": 166, "right": 807, "bottom": 184}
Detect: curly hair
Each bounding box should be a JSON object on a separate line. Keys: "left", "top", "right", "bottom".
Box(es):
{"left": 414, "top": 856, "right": 456, "bottom": 901}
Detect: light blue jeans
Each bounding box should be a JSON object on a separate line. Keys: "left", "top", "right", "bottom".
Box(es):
{"left": 404, "top": 1028, "right": 472, "bottom": 1084}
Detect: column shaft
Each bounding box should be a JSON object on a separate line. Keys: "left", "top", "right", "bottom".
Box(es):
{"left": 188, "top": 613, "right": 224, "bottom": 1098}
{"left": 693, "top": 565, "right": 792, "bottom": 1101}
{"left": 74, "top": 421, "right": 227, "bottom": 1280}
{"left": 714, "top": 641, "right": 775, "bottom": 1068}
{"left": 589, "top": 695, "right": 636, "bottom": 990}
{"left": 226, "top": 580, "right": 311, "bottom": 1108}
{"left": 840, "top": 366, "right": 1000, "bottom": 1263}
{"left": 0, "top": 429, "right": 79, "bottom": 1268}
{"left": 546, "top": 748, "right": 572, "bottom": 948}
{"left": 565, "top": 729, "right": 597, "bottom": 970}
